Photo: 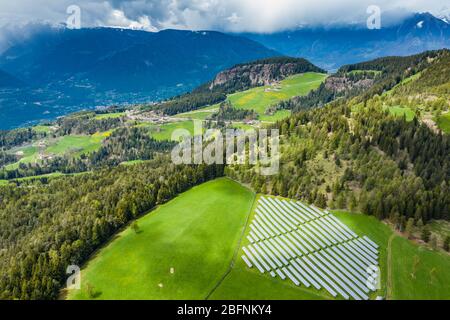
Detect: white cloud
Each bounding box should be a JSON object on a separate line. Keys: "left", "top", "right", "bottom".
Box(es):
{"left": 106, "top": 9, "right": 158, "bottom": 31}
{"left": 0, "top": 0, "right": 447, "bottom": 34}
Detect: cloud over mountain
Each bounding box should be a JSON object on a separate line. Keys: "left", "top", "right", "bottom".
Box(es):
{"left": 0, "top": 0, "right": 448, "bottom": 33}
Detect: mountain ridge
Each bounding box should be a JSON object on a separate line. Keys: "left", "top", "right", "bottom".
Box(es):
{"left": 0, "top": 27, "right": 279, "bottom": 129}
{"left": 240, "top": 12, "right": 450, "bottom": 69}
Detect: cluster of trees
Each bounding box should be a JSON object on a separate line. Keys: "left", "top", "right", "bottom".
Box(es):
{"left": 210, "top": 101, "right": 257, "bottom": 121}
{"left": 0, "top": 151, "right": 17, "bottom": 167}
{"left": 0, "top": 128, "right": 173, "bottom": 179}
{"left": 203, "top": 57, "right": 326, "bottom": 94}
{"left": 89, "top": 127, "right": 174, "bottom": 166}
{"left": 56, "top": 113, "right": 125, "bottom": 135}
{"left": 0, "top": 156, "right": 224, "bottom": 299}
{"left": 149, "top": 91, "right": 226, "bottom": 115}
{"left": 227, "top": 90, "right": 449, "bottom": 225}
{"left": 0, "top": 127, "right": 45, "bottom": 149}
{"left": 398, "top": 217, "right": 450, "bottom": 252}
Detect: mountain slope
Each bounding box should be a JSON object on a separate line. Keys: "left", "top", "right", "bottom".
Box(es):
{"left": 0, "top": 27, "right": 279, "bottom": 130}
{"left": 242, "top": 13, "right": 450, "bottom": 69}
{"left": 0, "top": 69, "right": 23, "bottom": 88}
{"left": 0, "top": 27, "right": 279, "bottom": 93}
{"left": 206, "top": 57, "right": 325, "bottom": 93}
{"left": 149, "top": 56, "right": 325, "bottom": 115}
{"left": 228, "top": 49, "right": 449, "bottom": 224}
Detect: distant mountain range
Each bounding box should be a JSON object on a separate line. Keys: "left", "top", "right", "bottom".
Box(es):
{"left": 242, "top": 12, "right": 450, "bottom": 70}
{"left": 0, "top": 27, "right": 279, "bottom": 94}
{"left": 0, "top": 12, "right": 449, "bottom": 129}
{"left": 0, "top": 69, "right": 22, "bottom": 88}
{"left": 0, "top": 27, "right": 278, "bottom": 129}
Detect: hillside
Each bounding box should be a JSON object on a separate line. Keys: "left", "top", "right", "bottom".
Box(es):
{"left": 144, "top": 57, "right": 326, "bottom": 116}
{"left": 0, "top": 50, "right": 448, "bottom": 300}
{"left": 0, "top": 27, "right": 278, "bottom": 129}
{"left": 65, "top": 183, "right": 450, "bottom": 300}
{"left": 206, "top": 57, "right": 325, "bottom": 94}
{"left": 228, "top": 49, "right": 450, "bottom": 223}
{"left": 0, "top": 69, "right": 22, "bottom": 88}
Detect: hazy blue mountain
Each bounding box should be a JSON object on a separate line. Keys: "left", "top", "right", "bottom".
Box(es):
{"left": 0, "top": 27, "right": 278, "bottom": 93}
{"left": 241, "top": 13, "right": 450, "bottom": 70}
{"left": 0, "top": 69, "right": 23, "bottom": 88}
{"left": 0, "top": 27, "right": 278, "bottom": 129}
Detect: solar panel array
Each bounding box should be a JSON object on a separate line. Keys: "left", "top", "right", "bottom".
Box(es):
{"left": 241, "top": 196, "right": 380, "bottom": 300}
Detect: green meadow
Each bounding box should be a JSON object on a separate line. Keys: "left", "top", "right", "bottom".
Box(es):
{"left": 228, "top": 72, "right": 326, "bottom": 121}
{"left": 68, "top": 178, "right": 255, "bottom": 300}
{"left": 66, "top": 180, "right": 450, "bottom": 300}
{"left": 46, "top": 132, "right": 109, "bottom": 156}
{"left": 436, "top": 113, "right": 450, "bottom": 133}
{"left": 94, "top": 112, "right": 126, "bottom": 120}
{"left": 176, "top": 72, "right": 326, "bottom": 123}
{"left": 4, "top": 145, "right": 39, "bottom": 170}
{"left": 386, "top": 105, "right": 416, "bottom": 121}
{"left": 146, "top": 121, "right": 197, "bottom": 141}
{"left": 3, "top": 132, "right": 110, "bottom": 171}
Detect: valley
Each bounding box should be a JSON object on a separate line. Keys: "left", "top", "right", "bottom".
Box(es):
{"left": 0, "top": 49, "right": 449, "bottom": 301}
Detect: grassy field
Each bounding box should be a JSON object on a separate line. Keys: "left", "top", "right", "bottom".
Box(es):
{"left": 146, "top": 121, "right": 197, "bottom": 141}
{"left": 32, "top": 125, "right": 53, "bottom": 134}
{"left": 94, "top": 112, "right": 126, "bottom": 120}
{"left": 66, "top": 182, "right": 450, "bottom": 300}
{"left": 177, "top": 106, "right": 219, "bottom": 120}
{"left": 386, "top": 105, "right": 416, "bottom": 121}
{"left": 46, "top": 132, "right": 109, "bottom": 156}
{"left": 390, "top": 236, "right": 450, "bottom": 299}
{"left": 67, "top": 178, "right": 255, "bottom": 300}
{"left": 3, "top": 132, "right": 110, "bottom": 171}
{"left": 0, "top": 180, "right": 8, "bottom": 186}
{"left": 4, "top": 145, "right": 39, "bottom": 170}
{"left": 436, "top": 113, "right": 450, "bottom": 133}
{"left": 175, "top": 72, "right": 326, "bottom": 123}
{"left": 228, "top": 73, "right": 326, "bottom": 121}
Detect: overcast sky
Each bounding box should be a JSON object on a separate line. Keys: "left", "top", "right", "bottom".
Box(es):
{"left": 0, "top": 0, "right": 448, "bottom": 33}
